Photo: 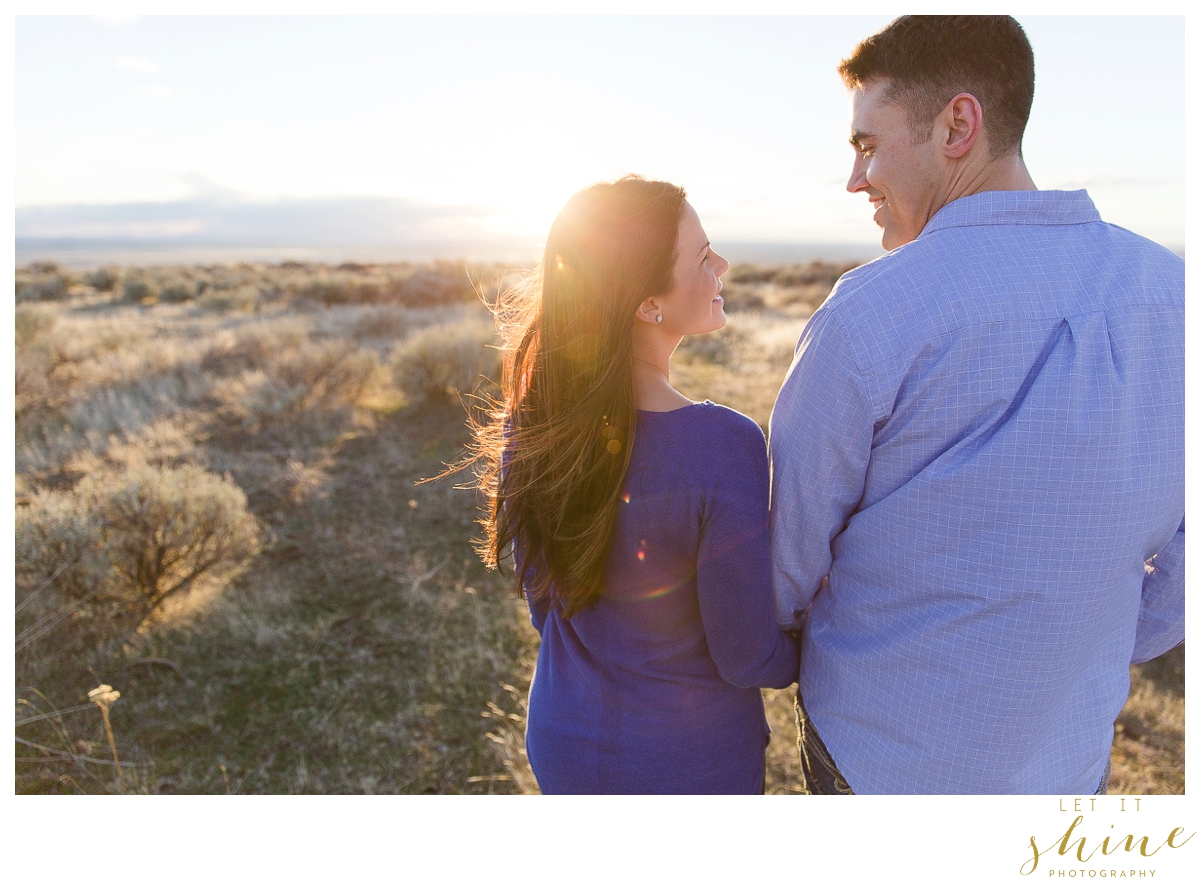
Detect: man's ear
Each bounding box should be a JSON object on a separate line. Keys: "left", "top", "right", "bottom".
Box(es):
{"left": 634, "top": 298, "right": 661, "bottom": 324}
{"left": 942, "top": 92, "right": 983, "bottom": 159}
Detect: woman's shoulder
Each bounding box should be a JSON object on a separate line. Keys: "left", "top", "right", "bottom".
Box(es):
{"left": 638, "top": 401, "right": 765, "bottom": 457}
{"left": 699, "top": 400, "right": 765, "bottom": 443}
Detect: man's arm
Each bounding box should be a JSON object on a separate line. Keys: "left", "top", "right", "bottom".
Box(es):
{"left": 1132, "top": 517, "right": 1184, "bottom": 664}
{"left": 768, "top": 307, "right": 875, "bottom": 630}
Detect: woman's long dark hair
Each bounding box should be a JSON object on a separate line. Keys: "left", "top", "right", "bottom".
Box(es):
{"left": 471, "top": 176, "right": 686, "bottom": 618}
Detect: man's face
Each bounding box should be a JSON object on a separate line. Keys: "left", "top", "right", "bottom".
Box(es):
{"left": 847, "top": 78, "right": 945, "bottom": 250}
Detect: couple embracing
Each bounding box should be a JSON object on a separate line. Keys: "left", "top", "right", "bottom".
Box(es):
{"left": 468, "top": 16, "right": 1184, "bottom": 795}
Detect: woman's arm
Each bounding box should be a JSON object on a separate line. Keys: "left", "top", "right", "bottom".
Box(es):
{"left": 695, "top": 417, "right": 799, "bottom": 689}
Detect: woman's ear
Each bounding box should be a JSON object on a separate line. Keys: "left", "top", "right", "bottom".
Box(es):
{"left": 634, "top": 298, "right": 662, "bottom": 325}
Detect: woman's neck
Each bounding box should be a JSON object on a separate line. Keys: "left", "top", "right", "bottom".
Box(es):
{"left": 631, "top": 332, "right": 692, "bottom": 412}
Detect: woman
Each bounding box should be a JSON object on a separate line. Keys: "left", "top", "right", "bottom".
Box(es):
{"left": 472, "top": 176, "right": 798, "bottom": 794}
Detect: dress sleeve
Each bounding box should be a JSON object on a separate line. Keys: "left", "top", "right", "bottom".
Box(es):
{"left": 695, "top": 419, "right": 799, "bottom": 690}
{"left": 1132, "top": 517, "right": 1184, "bottom": 664}
{"left": 768, "top": 307, "right": 874, "bottom": 630}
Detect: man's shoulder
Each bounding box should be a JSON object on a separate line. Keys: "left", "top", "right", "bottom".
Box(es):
{"left": 817, "top": 244, "right": 933, "bottom": 324}
{"left": 1099, "top": 224, "right": 1184, "bottom": 276}
{"left": 825, "top": 214, "right": 1182, "bottom": 318}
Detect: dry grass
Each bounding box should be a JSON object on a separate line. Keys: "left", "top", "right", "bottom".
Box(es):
{"left": 674, "top": 311, "right": 806, "bottom": 429}
{"left": 12, "top": 257, "right": 1182, "bottom": 795}
{"left": 14, "top": 261, "right": 538, "bottom": 794}
{"left": 1110, "top": 646, "right": 1185, "bottom": 793}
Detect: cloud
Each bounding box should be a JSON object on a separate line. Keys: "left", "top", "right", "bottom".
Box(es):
{"left": 176, "top": 173, "right": 240, "bottom": 201}
{"left": 138, "top": 85, "right": 174, "bottom": 99}
{"left": 115, "top": 55, "right": 160, "bottom": 74}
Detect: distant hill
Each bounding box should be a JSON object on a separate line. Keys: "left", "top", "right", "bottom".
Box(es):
{"left": 16, "top": 195, "right": 886, "bottom": 268}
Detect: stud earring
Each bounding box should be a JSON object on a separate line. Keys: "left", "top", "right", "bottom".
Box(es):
{"left": 655, "top": 314, "right": 663, "bottom": 323}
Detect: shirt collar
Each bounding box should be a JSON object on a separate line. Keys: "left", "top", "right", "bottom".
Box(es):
{"left": 920, "top": 189, "right": 1101, "bottom": 238}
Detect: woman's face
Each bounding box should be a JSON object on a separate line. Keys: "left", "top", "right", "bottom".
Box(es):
{"left": 662, "top": 201, "right": 729, "bottom": 335}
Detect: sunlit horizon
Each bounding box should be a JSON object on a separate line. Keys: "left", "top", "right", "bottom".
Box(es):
{"left": 15, "top": 15, "right": 1186, "bottom": 261}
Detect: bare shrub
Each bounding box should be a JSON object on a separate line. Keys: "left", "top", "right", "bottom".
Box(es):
{"left": 717, "top": 282, "right": 766, "bottom": 311}
{"left": 83, "top": 465, "right": 260, "bottom": 614}
{"left": 18, "top": 353, "right": 213, "bottom": 476}
{"left": 266, "top": 342, "right": 379, "bottom": 411}
{"left": 200, "top": 319, "right": 309, "bottom": 376}
{"left": 19, "top": 319, "right": 194, "bottom": 439}
{"left": 84, "top": 266, "right": 121, "bottom": 291}
{"left": 393, "top": 269, "right": 461, "bottom": 306}
{"left": 297, "top": 275, "right": 385, "bottom": 306}
{"left": 677, "top": 325, "right": 748, "bottom": 366}
{"left": 15, "top": 348, "right": 54, "bottom": 418}
{"left": 393, "top": 263, "right": 479, "bottom": 307}
{"left": 15, "top": 304, "right": 57, "bottom": 347}
{"left": 771, "top": 262, "right": 859, "bottom": 314}
{"left": 63, "top": 365, "right": 211, "bottom": 442}
{"left": 728, "top": 264, "right": 777, "bottom": 284}
{"left": 16, "top": 465, "right": 260, "bottom": 649}
{"left": 726, "top": 260, "right": 858, "bottom": 289}
{"left": 196, "top": 285, "right": 261, "bottom": 312}
{"left": 773, "top": 260, "right": 859, "bottom": 288}
{"left": 121, "top": 275, "right": 159, "bottom": 304}
{"left": 346, "top": 305, "right": 409, "bottom": 341}
{"left": 16, "top": 489, "right": 107, "bottom": 604}
{"left": 16, "top": 272, "right": 71, "bottom": 302}
{"left": 389, "top": 320, "right": 500, "bottom": 402}
{"left": 719, "top": 261, "right": 860, "bottom": 315}
{"left": 219, "top": 341, "right": 382, "bottom": 435}
{"left": 15, "top": 307, "right": 68, "bottom": 418}
{"left": 159, "top": 276, "right": 199, "bottom": 303}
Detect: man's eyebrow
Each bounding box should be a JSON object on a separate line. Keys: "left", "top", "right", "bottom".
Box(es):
{"left": 849, "top": 129, "right": 870, "bottom": 147}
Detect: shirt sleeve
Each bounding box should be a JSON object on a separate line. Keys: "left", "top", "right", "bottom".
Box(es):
{"left": 526, "top": 585, "right": 547, "bottom": 635}
{"left": 768, "top": 307, "right": 875, "bottom": 629}
{"left": 1132, "top": 517, "right": 1184, "bottom": 664}
{"left": 695, "top": 420, "right": 799, "bottom": 690}
{"left": 512, "top": 540, "right": 547, "bottom": 635}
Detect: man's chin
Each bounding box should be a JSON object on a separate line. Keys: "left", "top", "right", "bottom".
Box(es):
{"left": 881, "top": 227, "right": 915, "bottom": 251}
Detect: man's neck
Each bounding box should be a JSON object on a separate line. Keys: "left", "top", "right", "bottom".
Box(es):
{"left": 947, "top": 151, "right": 1037, "bottom": 203}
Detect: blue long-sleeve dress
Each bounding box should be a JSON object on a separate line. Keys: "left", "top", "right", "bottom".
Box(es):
{"left": 524, "top": 401, "right": 799, "bottom": 794}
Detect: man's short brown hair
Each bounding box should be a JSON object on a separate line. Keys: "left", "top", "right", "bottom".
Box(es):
{"left": 838, "top": 15, "right": 1035, "bottom": 158}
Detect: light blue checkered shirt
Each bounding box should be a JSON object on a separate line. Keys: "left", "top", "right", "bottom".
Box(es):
{"left": 768, "top": 190, "right": 1184, "bottom": 794}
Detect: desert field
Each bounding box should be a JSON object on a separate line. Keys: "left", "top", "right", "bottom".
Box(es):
{"left": 13, "top": 258, "right": 1184, "bottom": 794}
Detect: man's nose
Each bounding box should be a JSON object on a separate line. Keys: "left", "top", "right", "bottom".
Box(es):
{"left": 847, "top": 154, "right": 868, "bottom": 194}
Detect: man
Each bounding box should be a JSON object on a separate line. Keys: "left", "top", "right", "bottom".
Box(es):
{"left": 769, "top": 15, "right": 1184, "bottom": 795}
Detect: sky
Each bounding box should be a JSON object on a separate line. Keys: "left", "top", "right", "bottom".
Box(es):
{"left": 14, "top": 14, "right": 1186, "bottom": 260}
